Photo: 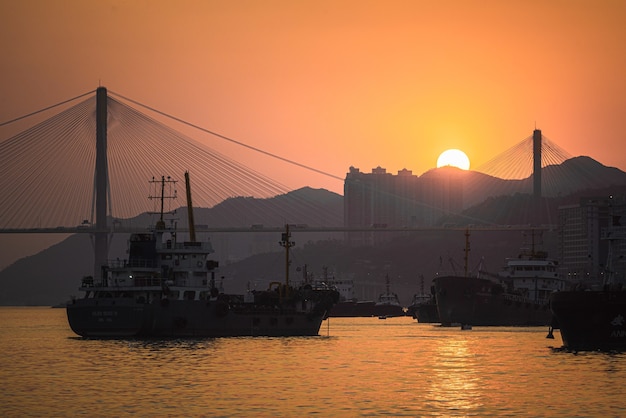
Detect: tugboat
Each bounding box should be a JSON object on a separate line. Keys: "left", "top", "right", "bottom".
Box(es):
{"left": 550, "top": 205, "right": 626, "bottom": 351}
{"left": 434, "top": 229, "right": 566, "bottom": 327}
{"left": 406, "top": 275, "right": 439, "bottom": 323}
{"left": 66, "top": 173, "right": 339, "bottom": 338}
{"left": 373, "top": 274, "right": 406, "bottom": 318}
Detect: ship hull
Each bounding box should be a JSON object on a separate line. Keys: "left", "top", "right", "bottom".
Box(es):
{"left": 414, "top": 302, "right": 439, "bottom": 323}
{"left": 66, "top": 298, "right": 150, "bottom": 337}
{"left": 67, "top": 298, "right": 327, "bottom": 338}
{"left": 550, "top": 291, "right": 626, "bottom": 351}
{"left": 434, "top": 275, "right": 553, "bottom": 326}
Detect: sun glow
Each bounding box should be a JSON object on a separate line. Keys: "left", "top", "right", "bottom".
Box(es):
{"left": 436, "top": 149, "right": 470, "bottom": 170}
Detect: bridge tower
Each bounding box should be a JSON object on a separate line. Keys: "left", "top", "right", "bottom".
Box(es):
{"left": 94, "top": 87, "right": 108, "bottom": 279}
{"left": 533, "top": 129, "right": 542, "bottom": 199}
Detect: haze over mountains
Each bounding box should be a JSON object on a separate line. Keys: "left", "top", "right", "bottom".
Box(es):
{"left": 2, "top": 156, "right": 626, "bottom": 306}
{"left": 448, "top": 155, "right": 626, "bottom": 208}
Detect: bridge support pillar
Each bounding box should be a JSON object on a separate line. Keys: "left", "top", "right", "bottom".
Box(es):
{"left": 94, "top": 87, "right": 108, "bottom": 280}
{"left": 533, "top": 129, "right": 542, "bottom": 199}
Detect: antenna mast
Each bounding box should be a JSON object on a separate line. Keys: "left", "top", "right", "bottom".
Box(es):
{"left": 279, "top": 224, "right": 295, "bottom": 293}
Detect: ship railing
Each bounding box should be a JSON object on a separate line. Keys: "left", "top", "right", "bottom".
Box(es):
{"left": 132, "top": 277, "right": 165, "bottom": 287}
{"left": 296, "top": 281, "right": 340, "bottom": 293}
{"left": 502, "top": 293, "right": 549, "bottom": 305}
{"left": 157, "top": 241, "right": 213, "bottom": 251}
{"left": 84, "top": 277, "right": 165, "bottom": 289}
{"left": 435, "top": 271, "right": 457, "bottom": 278}
{"left": 108, "top": 258, "right": 159, "bottom": 269}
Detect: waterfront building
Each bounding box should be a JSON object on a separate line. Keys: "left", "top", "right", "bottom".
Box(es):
{"left": 344, "top": 165, "right": 463, "bottom": 246}
{"left": 558, "top": 196, "right": 626, "bottom": 284}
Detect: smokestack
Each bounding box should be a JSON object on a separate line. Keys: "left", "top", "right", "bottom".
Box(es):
{"left": 533, "top": 129, "right": 541, "bottom": 199}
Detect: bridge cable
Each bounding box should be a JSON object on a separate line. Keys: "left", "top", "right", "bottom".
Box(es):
{"left": 108, "top": 91, "right": 344, "bottom": 182}
{"left": 0, "top": 90, "right": 96, "bottom": 127}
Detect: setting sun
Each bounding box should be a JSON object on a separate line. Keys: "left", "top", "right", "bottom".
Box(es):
{"left": 437, "top": 149, "right": 470, "bottom": 170}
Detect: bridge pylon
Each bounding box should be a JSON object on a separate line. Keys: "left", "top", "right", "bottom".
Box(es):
{"left": 533, "top": 129, "right": 542, "bottom": 199}
{"left": 94, "top": 87, "right": 109, "bottom": 279}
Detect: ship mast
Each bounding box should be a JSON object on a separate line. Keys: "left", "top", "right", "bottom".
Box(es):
{"left": 157, "top": 176, "right": 166, "bottom": 230}
{"left": 279, "top": 224, "right": 295, "bottom": 293}
{"left": 184, "top": 171, "right": 196, "bottom": 242}
{"left": 149, "top": 176, "right": 177, "bottom": 230}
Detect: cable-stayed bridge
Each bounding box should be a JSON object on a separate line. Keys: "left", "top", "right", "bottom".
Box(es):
{"left": 1, "top": 87, "right": 577, "bottom": 234}
{"left": 1, "top": 88, "right": 344, "bottom": 231}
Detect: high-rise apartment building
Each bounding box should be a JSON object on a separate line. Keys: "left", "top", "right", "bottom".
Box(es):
{"left": 344, "top": 166, "right": 464, "bottom": 246}
{"left": 558, "top": 196, "right": 626, "bottom": 284}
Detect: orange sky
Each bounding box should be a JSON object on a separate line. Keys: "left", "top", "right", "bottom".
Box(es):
{"left": 2, "top": 0, "right": 626, "bottom": 195}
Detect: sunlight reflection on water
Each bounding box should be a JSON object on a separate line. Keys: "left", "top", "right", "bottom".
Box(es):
{"left": 2, "top": 308, "right": 626, "bottom": 416}
{"left": 427, "top": 338, "right": 483, "bottom": 414}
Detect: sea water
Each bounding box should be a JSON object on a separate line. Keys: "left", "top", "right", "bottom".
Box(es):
{"left": 1, "top": 307, "right": 626, "bottom": 417}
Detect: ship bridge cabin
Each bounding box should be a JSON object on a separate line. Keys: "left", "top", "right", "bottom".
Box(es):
{"left": 498, "top": 258, "right": 566, "bottom": 302}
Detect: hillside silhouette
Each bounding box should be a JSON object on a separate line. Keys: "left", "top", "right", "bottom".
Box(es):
{"left": 424, "top": 155, "right": 626, "bottom": 208}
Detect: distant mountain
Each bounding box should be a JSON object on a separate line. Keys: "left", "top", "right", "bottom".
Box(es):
{"left": 0, "top": 234, "right": 95, "bottom": 306}
{"left": 437, "top": 157, "right": 626, "bottom": 227}
{"left": 542, "top": 156, "right": 626, "bottom": 193}
{"left": 194, "top": 186, "right": 343, "bottom": 227}
{"left": 452, "top": 155, "right": 626, "bottom": 208}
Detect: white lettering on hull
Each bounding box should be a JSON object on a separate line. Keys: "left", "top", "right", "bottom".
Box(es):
{"left": 610, "top": 329, "right": 626, "bottom": 338}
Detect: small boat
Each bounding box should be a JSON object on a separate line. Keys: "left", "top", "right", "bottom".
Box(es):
{"left": 550, "top": 211, "right": 626, "bottom": 351}
{"left": 310, "top": 269, "right": 368, "bottom": 318}
{"left": 328, "top": 274, "right": 405, "bottom": 318}
{"left": 406, "top": 275, "right": 439, "bottom": 323}
{"left": 434, "top": 229, "right": 566, "bottom": 327}
{"left": 66, "top": 173, "right": 339, "bottom": 338}
{"left": 373, "top": 275, "right": 405, "bottom": 317}
{"left": 407, "top": 294, "right": 439, "bottom": 323}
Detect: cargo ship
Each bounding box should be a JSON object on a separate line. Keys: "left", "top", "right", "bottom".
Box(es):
{"left": 67, "top": 173, "right": 338, "bottom": 338}
{"left": 434, "top": 230, "right": 566, "bottom": 327}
